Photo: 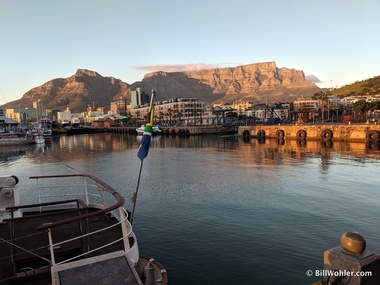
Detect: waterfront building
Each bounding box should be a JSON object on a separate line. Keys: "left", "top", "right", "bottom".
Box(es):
{"left": 131, "top": 88, "right": 150, "bottom": 108}
{"left": 130, "top": 97, "right": 206, "bottom": 125}
{"left": 33, "top": 100, "right": 44, "bottom": 120}
{"left": 0, "top": 115, "right": 19, "bottom": 132}
{"left": 250, "top": 103, "right": 290, "bottom": 122}
{"left": 57, "top": 108, "right": 72, "bottom": 126}
{"left": 293, "top": 98, "right": 321, "bottom": 111}
{"left": 365, "top": 96, "right": 380, "bottom": 102}
{"left": 83, "top": 110, "right": 105, "bottom": 125}
{"left": 110, "top": 98, "right": 127, "bottom": 115}
{"left": 327, "top": 95, "right": 342, "bottom": 109}
{"left": 5, "top": 107, "right": 38, "bottom": 125}
{"left": 231, "top": 100, "right": 253, "bottom": 117}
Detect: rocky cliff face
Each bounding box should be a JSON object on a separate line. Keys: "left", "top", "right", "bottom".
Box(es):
{"left": 3, "top": 62, "right": 320, "bottom": 112}
{"left": 135, "top": 61, "right": 320, "bottom": 103}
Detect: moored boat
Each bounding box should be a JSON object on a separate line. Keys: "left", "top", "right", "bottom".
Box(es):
{"left": 32, "top": 134, "right": 45, "bottom": 144}
{"left": 136, "top": 125, "right": 162, "bottom": 136}
{"left": 42, "top": 129, "right": 52, "bottom": 143}
{"left": 0, "top": 174, "right": 168, "bottom": 285}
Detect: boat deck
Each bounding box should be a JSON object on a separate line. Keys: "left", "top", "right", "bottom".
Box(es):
{"left": 0, "top": 208, "right": 126, "bottom": 285}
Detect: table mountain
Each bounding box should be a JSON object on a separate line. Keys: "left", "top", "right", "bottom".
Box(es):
{"left": 2, "top": 61, "right": 320, "bottom": 112}
{"left": 133, "top": 61, "right": 320, "bottom": 104}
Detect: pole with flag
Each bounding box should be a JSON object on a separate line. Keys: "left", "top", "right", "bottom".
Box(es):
{"left": 130, "top": 89, "right": 156, "bottom": 225}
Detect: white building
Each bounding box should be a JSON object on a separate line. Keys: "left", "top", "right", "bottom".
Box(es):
{"left": 293, "top": 99, "right": 321, "bottom": 111}
{"left": 83, "top": 111, "right": 105, "bottom": 125}
{"left": 130, "top": 98, "right": 206, "bottom": 125}
{"left": 57, "top": 108, "right": 72, "bottom": 125}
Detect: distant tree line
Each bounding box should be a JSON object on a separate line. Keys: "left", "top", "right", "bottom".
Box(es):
{"left": 360, "top": 76, "right": 380, "bottom": 95}
{"left": 352, "top": 100, "right": 380, "bottom": 114}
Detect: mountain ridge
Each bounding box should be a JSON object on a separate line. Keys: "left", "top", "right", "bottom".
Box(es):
{"left": 2, "top": 61, "right": 320, "bottom": 113}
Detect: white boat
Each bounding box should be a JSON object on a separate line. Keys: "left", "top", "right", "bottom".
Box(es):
{"left": 31, "top": 130, "right": 45, "bottom": 144}
{"left": 71, "top": 117, "right": 80, "bottom": 127}
{"left": 136, "top": 125, "right": 162, "bottom": 136}
{"left": 32, "top": 134, "right": 45, "bottom": 144}
{"left": 0, "top": 174, "right": 168, "bottom": 285}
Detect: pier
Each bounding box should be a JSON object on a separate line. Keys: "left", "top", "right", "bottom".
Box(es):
{"left": 238, "top": 123, "right": 380, "bottom": 143}
{"left": 56, "top": 124, "right": 380, "bottom": 144}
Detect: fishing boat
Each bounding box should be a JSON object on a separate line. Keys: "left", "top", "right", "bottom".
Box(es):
{"left": 0, "top": 133, "right": 33, "bottom": 147}
{"left": 0, "top": 174, "right": 168, "bottom": 285}
{"left": 136, "top": 125, "right": 162, "bottom": 136}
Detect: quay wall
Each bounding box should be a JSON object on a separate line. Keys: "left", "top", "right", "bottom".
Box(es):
{"left": 109, "top": 125, "right": 236, "bottom": 136}
{"left": 238, "top": 124, "right": 380, "bottom": 143}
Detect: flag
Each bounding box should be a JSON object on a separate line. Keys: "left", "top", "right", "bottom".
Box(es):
{"left": 137, "top": 106, "right": 154, "bottom": 160}
{"left": 137, "top": 125, "right": 152, "bottom": 160}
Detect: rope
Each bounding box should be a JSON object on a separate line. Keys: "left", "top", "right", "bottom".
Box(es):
{"left": 0, "top": 237, "right": 52, "bottom": 265}
{"left": 0, "top": 230, "right": 43, "bottom": 245}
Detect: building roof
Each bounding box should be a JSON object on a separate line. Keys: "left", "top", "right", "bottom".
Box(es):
{"left": 0, "top": 116, "right": 19, "bottom": 125}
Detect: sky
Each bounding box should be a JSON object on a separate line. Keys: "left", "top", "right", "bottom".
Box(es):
{"left": 0, "top": 0, "right": 379, "bottom": 104}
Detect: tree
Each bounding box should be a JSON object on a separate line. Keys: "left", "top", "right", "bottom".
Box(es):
{"left": 314, "top": 91, "right": 329, "bottom": 121}
{"left": 353, "top": 100, "right": 368, "bottom": 114}
{"left": 136, "top": 111, "right": 140, "bottom": 125}
{"left": 167, "top": 108, "right": 173, "bottom": 125}
{"left": 177, "top": 112, "right": 184, "bottom": 125}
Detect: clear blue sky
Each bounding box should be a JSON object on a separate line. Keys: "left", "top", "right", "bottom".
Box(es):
{"left": 1, "top": 0, "right": 379, "bottom": 104}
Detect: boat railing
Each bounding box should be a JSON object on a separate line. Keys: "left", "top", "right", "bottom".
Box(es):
{"left": 5, "top": 174, "right": 138, "bottom": 272}
{"left": 48, "top": 208, "right": 133, "bottom": 265}
{"left": 30, "top": 174, "right": 112, "bottom": 209}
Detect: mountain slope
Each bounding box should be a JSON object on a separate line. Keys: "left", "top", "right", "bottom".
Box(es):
{"left": 3, "top": 69, "right": 131, "bottom": 113}
{"left": 133, "top": 61, "right": 320, "bottom": 104}
{"left": 2, "top": 61, "right": 320, "bottom": 112}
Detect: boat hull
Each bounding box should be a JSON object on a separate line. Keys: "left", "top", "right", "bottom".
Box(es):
{"left": 136, "top": 125, "right": 163, "bottom": 136}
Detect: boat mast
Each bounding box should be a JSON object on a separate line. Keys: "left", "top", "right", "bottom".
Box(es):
{"left": 130, "top": 89, "right": 156, "bottom": 225}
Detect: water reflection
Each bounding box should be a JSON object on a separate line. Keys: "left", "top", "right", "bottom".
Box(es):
{"left": 3, "top": 133, "right": 380, "bottom": 285}
{"left": 0, "top": 145, "right": 28, "bottom": 162}
{"left": 42, "top": 133, "right": 380, "bottom": 164}
{"left": 2, "top": 134, "right": 379, "bottom": 167}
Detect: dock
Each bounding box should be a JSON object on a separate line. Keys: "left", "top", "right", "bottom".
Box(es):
{"left": 53, "top": 123, "right": 380, "bottom": 144}
{"left": 238, "top": 123, "right": 380, "bottom": 143}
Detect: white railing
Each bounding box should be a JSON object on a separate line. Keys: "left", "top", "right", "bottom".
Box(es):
{"left": 23, "top": 174, "right": 138, "bottom": 265}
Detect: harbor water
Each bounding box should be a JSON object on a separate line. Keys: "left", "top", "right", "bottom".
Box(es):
{"left": 1, "top": 133, "right": 380, "bottom": 284}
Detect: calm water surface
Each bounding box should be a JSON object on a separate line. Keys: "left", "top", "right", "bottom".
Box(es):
{"left": 1, "top": 133, "right": 380, "bottom": 285}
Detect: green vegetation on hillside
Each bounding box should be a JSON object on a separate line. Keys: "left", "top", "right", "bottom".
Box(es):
{"left": 330, "top": 76, "right": 380, "bottom": 97}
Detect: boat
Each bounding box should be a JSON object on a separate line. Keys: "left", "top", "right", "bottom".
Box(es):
{"left": 71, "top": 117, "right": 80, "bottom": 127}
{"left": 32, "top": 133, "right": 45, "bottom": 144}
{"left": 0, "top": 133, "right": 33, "bottom": 147}
{"left": 42, "top": 129, "right": 52, "bottom": 143}
{"left": 136, "top": 125, "right": 162, "bottom": 136}
{"left": 61, "top": 120, "right": 70, "bottom": 127}
{"left": 0, "top": 174, "right": 168, "bottom": 285}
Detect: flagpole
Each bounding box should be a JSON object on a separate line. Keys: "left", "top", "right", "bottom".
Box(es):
{"left": 130, "top": 89, "right": 156, "bottom": 225}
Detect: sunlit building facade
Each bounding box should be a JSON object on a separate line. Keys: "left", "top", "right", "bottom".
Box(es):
{"left": 130, "top": 98, "right": 206, "bottom": 125}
